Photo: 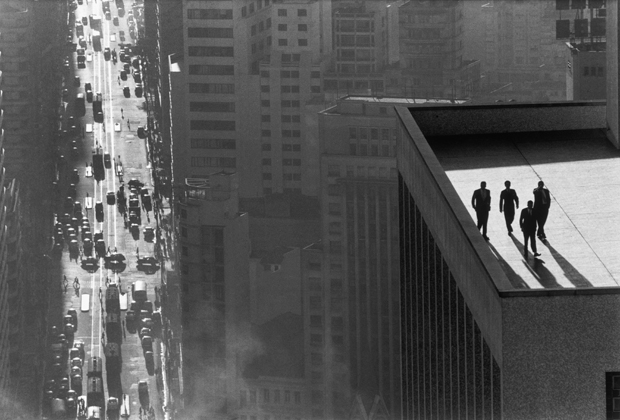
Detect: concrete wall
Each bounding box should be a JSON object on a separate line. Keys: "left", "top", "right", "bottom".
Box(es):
{"left": 607, "top": 1, "right": 620, "bottom": 148}
{"left": 396, "top": 107, "right": 508, "bottom": 365}
{"left": 408, "top": 102, "right": 606, "bottom": 138}
{"left": 503, "top": 294, "right": 620, "bottom": 419}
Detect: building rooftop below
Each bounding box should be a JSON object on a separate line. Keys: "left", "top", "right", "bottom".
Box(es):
{"left": 432, "top": 128, "right": 620, "bottom": 290}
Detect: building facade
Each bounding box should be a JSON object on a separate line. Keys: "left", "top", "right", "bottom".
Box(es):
{"left": 565, "top": 41, "right": 606, "bottom": 100}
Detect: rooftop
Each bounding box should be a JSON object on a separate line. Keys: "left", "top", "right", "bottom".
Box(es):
{"left": 431, "top": 128, "right": 620, "bottom": 290}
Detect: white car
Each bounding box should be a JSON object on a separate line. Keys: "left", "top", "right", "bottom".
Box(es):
{"left": 114, "top": 122, "right": 121, "bottom": 132}
{"left": 86, "top": 52, "right": 93, "bottom": 62}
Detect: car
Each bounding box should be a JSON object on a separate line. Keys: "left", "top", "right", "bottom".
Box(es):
{"left": 86, "top": 52, "right": 92, "bottom": 62}
{"left": 104, "top": 47, "right": 111, "bottom": 60}
{"left": 79, "top": 36, "right": 87, "bottom": 48}
{"left": 134, "top": 84, "right": 143, "bottom": 97}
{"left": 67, "top": 183, "right": 77, "bottom": 197}
{"left": 70, "top": 366, "right": 82, "bottom": 378}
{"left": 106, "top": 191, "right": 116, "bottom": 205}
{"left": 74, "top": 76, "right": 81, "bottom": 87}
{"left": 114, "top": 122, "right": 121, "bottom": 132}
{"left": 137, "top": 126, "right": 146, "bottom": 138}
{"left": 126, "top": 310, "right": 136, "bottom": 323}
{"left": 82, "top": 16, "right": 88, "bottom": 25}
{"left": 71, "top": 357, "right": 83, "bottom": 368}
{"left": 141, "top": 336, "right": 152, "bottom": 352}
{"left": 138, "top": 381, "right": 149, "bottom": 409}
{"left": 95, "top": 202, "right": 104, "bottom": 223}
{"left": 139, "top": 327, "right": 151, "bottom": 338}
{"left": 77, "top": 48, "right": 85, "bottom": 56}
{"left": 113, "top": 16, "right": 119, "bottom": 26}
{"left": 123, "top": 62, "right": 130, "bottom": 72}
{"left": 62, "top": 89, "right": 69, "bottom": 100}
{"left": 141, "top": 317, "right": 153, "bottom": 330}
{"left": 120, "top": 69, "right": 127, "bottom": 80}
{"left": 133, "top": 72, "right": 141, "bottom": 83}
{"left": 105, "top": 11, "right": 111, "bottom": 20}
{"left": 94, "top": 230, "right": 103, "bottom": 242}
{"left": 104, "top": 153, "right": 111, "bottom": 169}
{"left": 73, "top": 340, "right": 85, "bottom": 360}
{"left": 68, "top": 309, "right": 78, "bottom": 329}
{"left": 123, "top": 86, "right": 130, "bottom": 98}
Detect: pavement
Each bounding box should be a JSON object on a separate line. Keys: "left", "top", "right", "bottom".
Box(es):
{"left": 433, "top": 129, "right": 620, "bottom": 291}
{"left": 45, "top": 0, "right": 172, "bottom": 419}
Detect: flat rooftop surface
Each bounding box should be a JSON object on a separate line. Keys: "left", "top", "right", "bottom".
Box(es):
{"left": 432, "top": 129, "right": 620, "bottom": 290}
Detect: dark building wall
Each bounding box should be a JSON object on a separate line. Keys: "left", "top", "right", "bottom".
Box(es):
{"left": 396, "top": 106, "right": 506, "bottom": 418}
{"left": 503, "top": 294, "right": 620, "bottom": 420}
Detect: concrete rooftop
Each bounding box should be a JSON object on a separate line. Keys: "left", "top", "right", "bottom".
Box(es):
{"left": 431, "top": 129, "right": 620, "bottom": 290}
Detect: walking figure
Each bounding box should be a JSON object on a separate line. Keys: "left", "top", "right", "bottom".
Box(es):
{"left": 471, "top": 181, "right": 491, "bottom": 241}
{"left": 127, "top": 120, "right": 131, "bottom": 129}
{"left": 121, "top": 108, "right": 123, "bottom": 116}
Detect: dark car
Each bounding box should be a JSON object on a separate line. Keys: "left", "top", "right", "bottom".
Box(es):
{"left": 104, "top": 48, "right": 111, "bottom": 61}
{"left": 106, "top": 192, "right": 116, "bottom": 205}
{"left": 113, "top": 16, "right": 119, "bottom": 26}
{"left": 133, "top": 72, "right": 141, "bottom": 83}
{"left": 120, "top": 70, "right": 127, "bottom": 80}
{"left": 123, "top": 86, "right": 130, "bottom": 98}
{"left": 104, "top": 153, "right": 111, "bottom": 169}
{"left": 74, "top": 76, "right": 80, "bottom": 87}
{"left": 95, "top": 202, "right": 104, "bottom": 223}
{"left": 134, "top": 84, "right": 143, "bottom": 97}
{"left": 137, "top": 126, "right": 146, "bottom": 138}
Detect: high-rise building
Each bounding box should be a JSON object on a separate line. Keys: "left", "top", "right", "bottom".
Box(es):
{"left": 318, "top": 96, "right": 401, "bottom": 418}
{"left": 477, "top": 0, "right": 567, "bottom": 102}
{"left": 396, "top": 97, "right": 620, "bottom": 419}
{"left": 176, "top": 172, "right": 251, "bottom": 419}
{"left": 565, "top": 41, "right": 606, "bottom": 100}
{"left": 170, "top": 0, "right": 332, "bottom": 199}
{"left": 399, "top": 0, "right": 480, "bottom": 99}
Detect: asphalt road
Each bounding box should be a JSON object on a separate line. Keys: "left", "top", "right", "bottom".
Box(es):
{"left": 51, "top": 0, "right": 163, "bottom": 418}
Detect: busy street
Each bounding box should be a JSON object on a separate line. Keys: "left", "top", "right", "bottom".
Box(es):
{"left": 44, "top": 0, "right": 167, "bottom": 418}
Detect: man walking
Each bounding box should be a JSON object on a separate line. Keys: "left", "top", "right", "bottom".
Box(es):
{"left": 499, "top": 180, "right": 519, "bottom": 235}
{"left": 533, "top": 180, "right": 551, "bottom": 241}
{"left": 520, "top": 200, "right": 541, "bottom": 257}
{"left": 471, "top": 181, "right": 491, "bottom": 240}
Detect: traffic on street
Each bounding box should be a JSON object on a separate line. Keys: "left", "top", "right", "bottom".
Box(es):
{"left": 45, "top": 0, "right": 165, "bottom": 419}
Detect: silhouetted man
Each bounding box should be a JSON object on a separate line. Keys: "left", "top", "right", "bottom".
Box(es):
{"left": 520, "top": 200, "right": 541, "bottom": 258}
{"left": 499, "top": 180, "right": 519, "bottom": 235}
{"left": 471, "top": 181, "right": 491, "bottom": 240}
{"left": 533, "top": 180, "right": 551, "bottom": 241}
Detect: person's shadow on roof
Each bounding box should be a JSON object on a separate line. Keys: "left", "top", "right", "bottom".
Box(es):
{"left": 486, "top": 241, "right": 529, "bottom": 289}
{"left": 544, "top": 241, "right": 593, "bottom": 288}
{"left": 510, "top": 235, "right": 562, "bottom": 288}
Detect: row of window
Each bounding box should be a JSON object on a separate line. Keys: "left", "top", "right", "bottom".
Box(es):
{"left": 277, "top": 38, "right": 308, "bottom": 47}
{"left": 188, "top": 65, "right": 234, "bottom": 76}
{"left": 277, "top": 23, "right": 308, "bottom": 32}
{"left": 190, "top": 139, "right": 236, "bottom": 149}
{"left": 337, "top": 49, "right": 374, "bottom": 61}
{"left": 187, "top": 9, "right": 233, "bottom": 20}
{"left": 188, "top": 27, "right": 233, "bottom": 38}
{"left": 261, "top": 70, "right": 321, "bottom": 79}
{"left": 250, "top": 18, "right": 271, "bottom": 36}
{"left": 188, "top": 46, "right": 234, "bottom": 57}
{"left": 240, "top": 389, "right": 302, "bottom": 406}
{"left": 262, "top": 173, "right": 302, "bottom": 181}
{"left": 189, "top": 83, "right": 235, "bottom": 94}
{"left": 583, "top": 66, "right": 604, "bottom": 77}
{"left": 190, "top": 120, "right": 235, "bottom": 131}
{"left": 334, "top": 20, "right": 374, "bottom": 33}
{"left": 262, "top": 187, "right": 302, "bottom": 195}
{"left": 260, "top": 129, "right": 301, "bottom": 138}
{"left": 190, "top": 102, "right": 235, "bottom": 113}
{"left": 240, "top": 0, "right": 273, "bottom": 18}
{"left": 190, "top": 157, "right": 236, "bottom": 168}
{"left": 350, "top": 127, "right": 397, "bottom": 141}
{"left": 261, "top": 85, "right": 301, "bottom": 93}
{"left": 261, "top": 100, "right": 301, "bottom": 108}
{"left": 335, "top": 34, "right": 375, "bottom": 47}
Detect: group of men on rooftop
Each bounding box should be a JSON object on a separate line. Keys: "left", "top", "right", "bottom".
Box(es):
{"left": 471, "top": 180, "right": 551, "bottom": 258}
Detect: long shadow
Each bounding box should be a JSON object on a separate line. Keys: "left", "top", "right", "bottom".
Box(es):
{"left": 544, "top": 241, "right": 593, "bottom": 288}
{"left": 510, "top": 235, "right": 562, "bottom": 288}
{"left": 486, "top": 241, "right": 530, "bottom": 289}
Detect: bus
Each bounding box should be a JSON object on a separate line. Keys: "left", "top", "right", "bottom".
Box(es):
{"left": 92, "top": 30, "right": 102, "bottom": 52}
{"left": 75, "top": 93, "right": 85, "bottom": 117}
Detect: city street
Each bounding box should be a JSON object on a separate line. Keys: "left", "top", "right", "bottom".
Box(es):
{"left": 48, "top": 0, "right": 165, "bottom": 418}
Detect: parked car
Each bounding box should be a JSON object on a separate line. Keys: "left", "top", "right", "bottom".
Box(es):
{"left": 138, "top": 381, "right": 149, "bottom": 409}
{"left": 95, "top": 202, "right": 104, "bottom": 223}
{"left": 123, "top": 86, "right": 130, "bottom": 98}
{"left": 104, "top": 153, "right": 111, "bottom": 169}
{"left": 104, "top": 47, "right": 111, "bottom": 60}
{"left": 107, "top": 191, "right": 116, "bottom": 205}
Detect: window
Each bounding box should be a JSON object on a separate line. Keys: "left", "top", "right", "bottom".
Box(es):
{"left": 262, "top": 144, "right": 271, "bottom": 151}
{"left": 598, "top": 67, "right": 604, "bottom": 77}
{"left": 189, "top": 83, "right": 234, "bottom": 94}
{"left": 327, "top": 165, "right": 340, "bottom": 177}
{"left": 310, "top": 316, "right": 322, "bottom": 327}
{"left": 311, "top": 71, "right": 320, "bottom": 78}
{"left": 274, "top": 390, "right": 280, "bottom": 403}
{"left": 261, "top": 100, "right": 270, "bottom": 107}
{"left": 311, "top": 85, "right": 320, "bottom": 93}
{"left": 251, "top": 25, "right": 256, "bottom": 35}
{"left": 190, "top": 139, "right": 236, "bottom": 149}
{"left": 298, "top": 8, "right": 307, "bottom": 17}
{"left": 262, "top": 158, "right": 271, "bottom": 166}
{"left": 261, "top": 129, "right": 271, "bottom": 137}
{"left": 187, "top": 9, "right": 233, "bottom": 19}
{"left": 285, "top": 391, "right": 291, "bottom": 403}
{"left": 189, "top": 65, "right": 234, "bottom": 75}
{"left": 266, "top": 18, "right": 271, "bottom": 28}
{"left": 182, "top": 246, "right": 188, "bottom": 256}
{"left": 278, "top": 24, "right": 287, "bottom": 31}
{"left": 190, "top": 120, "right": 235, "bottom": 131}
{"left": 294, "top": 391, "right": 301, "bottom": 404}
{"left": 262, "top": 173, "right": 272, "bottom": 180}
{"left": 250, "top": 390, "right": 257, "bottom": 404}
{"left": 298, "top": 24, "right": 307, "bottom": 32}
{"left": 261, "top": 85, "right": 270, "bottom": 93}
{"left": 188, "top": 27, "right": 233, "bottom": 38}
{"left": 261, "top": 115, "right": 270, "bottom": 122}
{"left": 298, "top": 39, "right": 308, "bottom": 46}
{"left": 261, "top": 70, "right": 270, "bottom": 78}
{"left": 190, "top": 157, "right": 236, "bottom": 168}
{"left": 583, "top": 66, "right": 589, "bottom": 76}
{"left": 242, "top": 6, "right": 247, "bottom": 17}
{"left": 278, "top": 8, "right": 287, "bottom": 16}
{"left": 190, "top": 102, "right": 235, "bottom": 112}
{"left": 310, "top": 334, "right": 323, "bottom": 346}
{"left": 279, "top": 39, "right": 288, "bottom": 46}
{"left": 263, "top": 389, "right": 270, "bottom": 403}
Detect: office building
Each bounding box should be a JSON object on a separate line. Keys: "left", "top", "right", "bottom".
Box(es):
{"left": 170, "top": 0, "right": 331, "bottom": 199}
{"left": 176, "top": 172, "right": 251, "bottom": 419}
{"left": 477, "top": 0, "right": 567, "bottom": 102}
{"left": 396, "top": 96, "right": 620, "bottom": 419}
{"left": 399, "top": 0, "right": 480, "bottom": 100}
{"left": 565, "top": 41, "right": 606, "bottom": 100}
